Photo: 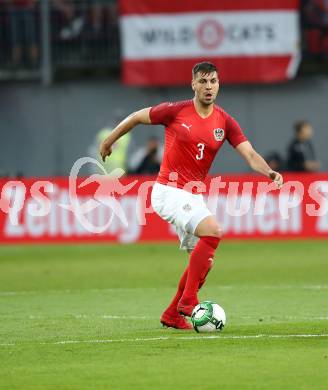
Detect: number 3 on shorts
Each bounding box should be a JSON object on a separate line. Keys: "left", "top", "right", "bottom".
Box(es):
{"left": 196, "top": 143, "right": 205, "bottom": 160}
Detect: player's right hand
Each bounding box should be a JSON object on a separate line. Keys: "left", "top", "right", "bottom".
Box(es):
{"left": 100, "top": 141, "right": 113, "bottom": 162}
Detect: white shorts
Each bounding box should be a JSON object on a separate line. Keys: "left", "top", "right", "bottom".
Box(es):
{"left": 151, "top": 182, "right": 212, "bottom": 251}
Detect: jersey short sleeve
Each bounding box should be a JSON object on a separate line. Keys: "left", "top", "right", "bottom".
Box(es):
{"left": 149, "top": 102, "right": 182, "bottom": 126}
{"left": 226, "top": 115, "right": 248, "bottom": 148}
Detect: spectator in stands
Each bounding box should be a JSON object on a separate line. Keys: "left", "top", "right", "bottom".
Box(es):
{"left": 8, "top": 0, "right": 39, "bottom": 67}
{"left": 89, "top": 0, "right": 117, "bottom": 36}
{"left": 287, "top": 120, "right": 320, "bottom": 172}
{"left": 305, "top": 0, "right": 328, "bottom": 28}
{"left": 52, "top": 0, "right": 84, "bottom": 40}
{"left": 303, "top": 0, "right": 328, "bottom": 57}
{"left": 128, "top": 137, "right": 163, "bottom": 175}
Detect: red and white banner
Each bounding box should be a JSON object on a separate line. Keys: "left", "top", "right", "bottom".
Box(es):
{"left": 0, "top": 173, "right": 327, "bottom": 244}
{"left": 120, "top": 0, "right": 300, "bottom": 85}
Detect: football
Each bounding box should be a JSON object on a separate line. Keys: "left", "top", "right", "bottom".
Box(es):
{"left": 191, "top": 301, "right": 226, "bottom": 333}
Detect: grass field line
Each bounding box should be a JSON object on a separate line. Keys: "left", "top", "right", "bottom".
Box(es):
{"left": 1, "top": 333, "right": 328, "bottom": 348}
{"left": 1, "top": 284, "right": 328, "bottom": 296}
{"left": 27, "top": 314, "right": 151, "bottom": 320}
{"left": 21, "top": 314, "right": 328, "bottom": 321}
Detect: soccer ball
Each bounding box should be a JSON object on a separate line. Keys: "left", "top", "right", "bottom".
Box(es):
{"left": 191, "top": 301, "right": 226, "bottom": 333}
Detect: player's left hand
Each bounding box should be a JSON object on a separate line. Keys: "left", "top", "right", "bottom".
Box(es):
{"left": 269, "top": 171, "right": 283, "bottom": 189}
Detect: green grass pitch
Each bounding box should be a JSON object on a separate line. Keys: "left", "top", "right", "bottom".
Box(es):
{"left": 0, "top": 240, "right": 327, "bottom": 389}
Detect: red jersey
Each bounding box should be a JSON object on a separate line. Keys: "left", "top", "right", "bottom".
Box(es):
{"left": 149, "top": 99, "right": 247, "bottom": 189}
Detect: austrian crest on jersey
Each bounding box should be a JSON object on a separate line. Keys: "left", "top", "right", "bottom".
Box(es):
{"left": 213, "top": 128, "right": 225, "bottom": 141}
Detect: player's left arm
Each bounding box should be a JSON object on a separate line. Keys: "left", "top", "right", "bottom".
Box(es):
{"left": 236, "top": 141, "right": 283, "bottom": 189}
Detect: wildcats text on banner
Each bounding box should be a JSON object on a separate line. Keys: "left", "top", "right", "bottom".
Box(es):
{"left": 119, "top": 0, "right": 300, "bottom": 85}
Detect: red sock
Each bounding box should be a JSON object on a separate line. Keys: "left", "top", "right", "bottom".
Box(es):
{"left": 182, "top": 236, "right": 220, "bottom": 301}
{"left": 166, "top": 266, "right": 189, "bottom": 312}
{"left": 198, "top": 257, "right": 214, "bottom": 290}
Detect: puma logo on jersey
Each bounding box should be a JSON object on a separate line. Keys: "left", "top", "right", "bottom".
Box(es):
{"left": 181, "top": 123, "right": 192, "bottom": 131}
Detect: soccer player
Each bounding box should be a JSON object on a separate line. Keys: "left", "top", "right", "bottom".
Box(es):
{"left": 100, "top": 62, "right": 283, "bottom": 330}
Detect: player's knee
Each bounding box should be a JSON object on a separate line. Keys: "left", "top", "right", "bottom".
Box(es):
{"left": 195, "top": 216, "right": 223, "bottom": 239}
{"left": 217, "top": 228, "right": 224, "bottom": 239}
{"left": 203, "top": 224, "right": 224, "bottom": 239}
{"left": 211, "top": 227, "right": 224, "bottom": 239}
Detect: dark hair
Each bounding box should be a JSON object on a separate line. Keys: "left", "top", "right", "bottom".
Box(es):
{"left": 192, "top": 62, "right": 218, "bottom": 78}
{"left": 294, "top": 120, "right": 310, "bottom": 134}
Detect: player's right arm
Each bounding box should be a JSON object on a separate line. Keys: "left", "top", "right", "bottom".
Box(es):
{"left": 100, "top": 108, "right": 151, "bottom": 162}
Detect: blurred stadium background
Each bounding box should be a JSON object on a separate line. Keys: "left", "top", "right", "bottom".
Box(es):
{"left": 0, "top": 0, "right": 327, "bottom": 243}
{"left": 0, "top": 1, "right": 327, "bottom": 389}
{"left": 0, "top": 0, "right": 327, "bottom": 178}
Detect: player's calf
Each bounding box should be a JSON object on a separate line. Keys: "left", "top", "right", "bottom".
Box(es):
{"left": 198, "top": 257, "right": 214, "bottom": 290}
{"left": 178, "top": 236, "right": 220, "bottom": 316}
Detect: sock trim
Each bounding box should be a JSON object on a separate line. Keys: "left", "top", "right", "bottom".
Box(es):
{"left": 200, "top": 235, "right": 220, "bottom": 250}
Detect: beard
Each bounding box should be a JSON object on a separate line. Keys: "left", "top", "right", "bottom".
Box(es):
{"left": 200, "top": 95, "right": 216, "bottom": 105}
{"left": 201, "top": 99, "right": 214, "bottom": 105}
